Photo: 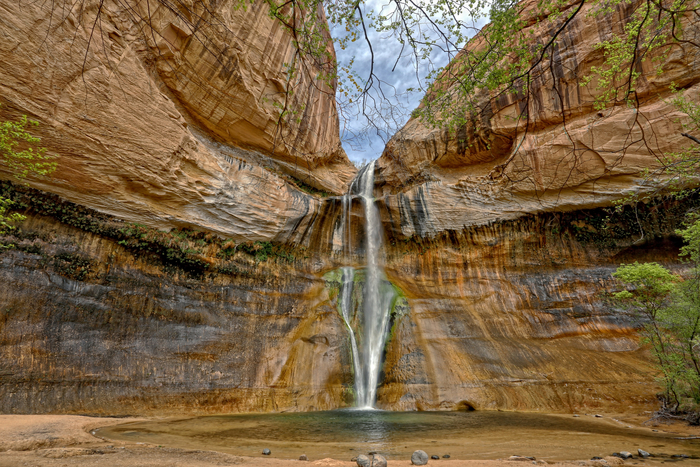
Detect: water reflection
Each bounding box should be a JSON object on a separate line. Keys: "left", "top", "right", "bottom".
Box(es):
{"left": 337, "top": 409, "right": 392, "bottom": 443}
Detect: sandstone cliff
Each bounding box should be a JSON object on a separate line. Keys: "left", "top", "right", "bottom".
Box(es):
{"left": 376, "top": 0, "right": 700, "bottom": 237}
{"left": 1, "top": 0, "right": 699, "bottom": 417}
{"left": 0, "top": 0, "right": 355, "bottom": 241}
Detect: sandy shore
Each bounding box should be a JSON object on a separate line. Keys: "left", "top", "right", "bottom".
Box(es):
{"left": 0, "top": 414, "right": 694, "bottom": 467}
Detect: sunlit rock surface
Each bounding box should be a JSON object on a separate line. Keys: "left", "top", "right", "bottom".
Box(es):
{"left": 376, "top": 0, "right": 700, "bottom": 236}
{"left": 0, "top": 0, "right": 354, "bottom": 241}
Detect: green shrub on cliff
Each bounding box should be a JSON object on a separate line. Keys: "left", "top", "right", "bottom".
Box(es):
{"left": 0, "top": 112, "right": 57, "bottom": 234}
{"left": 613, "top": 216, "right": 700, "bottom": 417}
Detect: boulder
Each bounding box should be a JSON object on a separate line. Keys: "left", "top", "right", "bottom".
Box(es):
{"left": 371, "top": 454, "right": 388, "bottom": 467}
{"left": 411, "top": 450, "right": 429, "bottom": 465}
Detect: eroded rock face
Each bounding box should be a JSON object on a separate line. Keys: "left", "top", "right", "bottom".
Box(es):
{"left": 376, "top": 0, "right": 700, "bottom": 237}
{"left": 0, "top": 188, "right": 694, "bottom": 414}
{"left": 372, "top": 196, "right": 699, "bottom": 411}
{"left": 0, "top": 213, "right": 354, "bottom": 414}
{"left": 0, "top": 0, "right": 354, "bottom": 241}
{"left": 365, "top": 1, "right": 699, "bottom": 410}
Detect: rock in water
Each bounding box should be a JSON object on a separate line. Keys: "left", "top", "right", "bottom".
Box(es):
{"left": 262, "top": 448, "right": 271, "bottom": 455}
{"left": 371, "top": 454, "right": 387, "bottom": 467}
{"left": 637, "top": 449, "right": 650, "bottom": 458}
{"left": 411, "top": 450, "right": 429, "bottom": 465}
{"left": 356, "top": 454, "right": 371, "bottom": 467}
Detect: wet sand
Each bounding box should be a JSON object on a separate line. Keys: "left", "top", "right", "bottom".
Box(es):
{"left": 0, "top": 413, "right": 697, "bottom": 467}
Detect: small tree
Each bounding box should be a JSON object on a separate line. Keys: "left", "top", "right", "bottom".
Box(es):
{"left": 669, "top": 216, "right": 700, "bottom": 405}
{"left": 613, "top": 216, "right": 700, "bottom": 414}
{"left": 0, "top": 112, "right": 57, "bottom": 235}
{"left": 613, "top": 261, "right": 681, "bottom": 407}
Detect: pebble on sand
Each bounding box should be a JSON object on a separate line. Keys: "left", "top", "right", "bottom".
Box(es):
{"left": 431, "top": 455, "right": 440, "bottom": 460}
{"left": 508, "top": 456, "right": 536, "bottom": 462}
{"left": 262, "top": 449, "right": 271, "bottom": 456}
{"left": 299, "top": 454, "right": 308, "bottom": 461}
{"left": 356, "top": 454, "right": 371, "bottom": 467}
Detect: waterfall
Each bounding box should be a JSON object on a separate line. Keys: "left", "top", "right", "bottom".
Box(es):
{"left": 336, "top": 161, "right": 395, "bottom": 409}
{"left": 337, "top": 266, "right": 365, "bottom": 404}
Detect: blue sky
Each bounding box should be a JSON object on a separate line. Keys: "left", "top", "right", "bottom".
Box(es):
{"left": 328, "top": 1, "right": 487, "bottom": 164}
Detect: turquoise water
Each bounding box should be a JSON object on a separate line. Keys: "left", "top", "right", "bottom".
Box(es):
{"left": 98, "top": 409, "right": 700, "bottom": 462}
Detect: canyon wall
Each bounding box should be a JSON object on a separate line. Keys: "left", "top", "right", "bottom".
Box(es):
{"left": 365, "top": 0, "right": 700, "bottom": 410}
{"left": 1, "top": 0, "right": 700, "bottom": 416}
{"left": 0, "top": 0, "right": 354, "bottom": 241}
{"left": 1, "top": 184, "right": 694, "bottom": 414}
{"left": 377, "top": 201, "right": 693, "bottom": 411}
{"left": 0, "top": 201, "right": 353, "bottom": 415}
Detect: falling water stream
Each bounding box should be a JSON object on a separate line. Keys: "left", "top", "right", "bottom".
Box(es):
{"left": 338, "top": 160, "right": 395, "bottom": 408}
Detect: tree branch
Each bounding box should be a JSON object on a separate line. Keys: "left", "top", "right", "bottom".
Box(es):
{"left": 682, "top": 133, "right": 700, "bottom": 146}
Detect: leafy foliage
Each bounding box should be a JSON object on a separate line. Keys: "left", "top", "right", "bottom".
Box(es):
{"left": 0, "top": 112, "right": 57, "bottom": 235}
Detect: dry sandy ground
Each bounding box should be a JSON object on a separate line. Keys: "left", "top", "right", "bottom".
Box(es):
{"left": 0, "top": 414, "right": 689, "bottom": 467}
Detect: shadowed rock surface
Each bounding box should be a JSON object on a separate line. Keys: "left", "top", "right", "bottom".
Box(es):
{"left": 0, "top": 208, "right": 354, "bottom": 414}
